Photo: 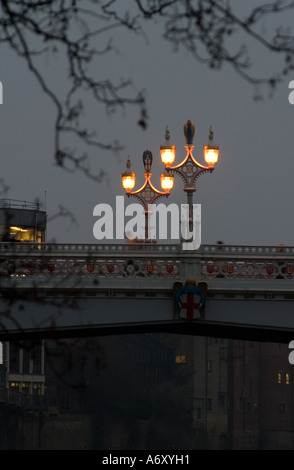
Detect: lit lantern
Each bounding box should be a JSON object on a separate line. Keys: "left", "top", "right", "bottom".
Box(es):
{"left": 160, "top": 145, "right": 176, "bottom": 166}
{"left": 122, "top": 157, "right": 136, "bottom": 191}
{"left": 204, "top": 146, "right": 219, "bottom": 166}
{"left": 160, "top": 173, "right": 174, "bottom": 192}
{"left": 160, "top": 126, "right": 176, "bottom": 166}
{"left": 203, "top": 126, "right": 219, "bottom": 167}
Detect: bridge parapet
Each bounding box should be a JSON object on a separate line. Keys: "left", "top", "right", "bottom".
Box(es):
{"left": 0, "top": 243, "right": 293, "bottom": 292}
{"left": 0, "top": 242, "right": 182, "bottom": 290}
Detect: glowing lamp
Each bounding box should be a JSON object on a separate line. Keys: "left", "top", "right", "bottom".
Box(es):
{"left": 122, "top": 157, "right": 136, "bottom": 191}
{"left": 160, "top": 145, "right": 176, "bottom": 166}
{"left": 160, "top": 126, "right": 175, "bottom": 166}
{"left": 204, "top": 126, "right": 219, "bottom": 167}
{"left": 160, "top": 173, "right": 174, "bottom": 192}
{"left": 204, "top": 145, "right": 219, "bottom": 167}
{"left": 122, "top": 173, "right": 135, "bottom": 191}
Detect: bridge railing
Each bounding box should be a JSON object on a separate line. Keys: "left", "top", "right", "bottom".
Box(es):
{"left": 0, "top": 243, "right": 181, "bottom": 283}
{"left": 0, "top": 242, "right": 294, "bottom": 289}
{"left": 200, "top": 245, "right": 294, "bottom": 281}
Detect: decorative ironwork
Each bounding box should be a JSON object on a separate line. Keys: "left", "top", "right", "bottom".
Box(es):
{"left": 123, "top": 151, "right": 170, "bottom": 211}
{"left": 1, "top": 242, "right": 294, "bottom": 284}
{"left": 200, "top": 256, "right": 294, "bottom": 281}
{"left": 165, "top": 142, "right": 213, "bottom": 193}
{"left": 163, "top": 121, "right": 217, "bottom": 193}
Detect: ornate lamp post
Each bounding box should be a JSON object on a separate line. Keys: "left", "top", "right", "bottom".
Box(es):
{"left": 160, "top": 120, "right": 219, "bottom": 226}
{"left": 122, "top": 150, "right": 174, "bottom": 240}
{"left": 122, "top": 120, "right": 219, "bottom": 244}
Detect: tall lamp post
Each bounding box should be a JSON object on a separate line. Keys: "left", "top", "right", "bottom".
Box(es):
{"left": 160, "top": 120, "right": 219, "bottom": 227}
{"left": 122, "top": 120, "right": 219, "bottom": 244}
{"left": 122, "top": 150, "right": 174, "bottom": 240}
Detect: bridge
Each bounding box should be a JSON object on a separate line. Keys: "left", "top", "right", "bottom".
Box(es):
{"left": 0, "top": 241, "right": 294, "bottom": 342}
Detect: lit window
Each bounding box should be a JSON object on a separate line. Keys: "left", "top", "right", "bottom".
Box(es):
{"left": 175, "top": 355, "right": 186, "bottom": 363}
{"left": 9, "top": 382, "right": 19, "bottom": 389}
{"left": 278, "top": 372, "right": 282, "bottom": 384}
{"left": 286, "top": 373, "right": 290, "bottom": 385}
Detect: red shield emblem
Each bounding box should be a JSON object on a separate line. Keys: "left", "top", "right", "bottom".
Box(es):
{"left": 106, "top": 261, "right": 114, "bottom": 274}
{"left": 28, "top": 261, "right": 35, "bottom": 274}
{"left": 47, "top": 261, "right": 55, "bottom": 273}
{"left": 179, "top": 292, "right": 201, "bottom": 320}
{"left": 227, "top": 263, "right": 234, "bottom": 275}
{"left": 207, "top": 262, "right": 214, "bottom": 275}
{"left": 146, "top": 261, "right": 154, "bottom": 274}
{"left": 87, "top": 262, "right": 95, "bottom": 273}
{"left": 286, "top": 264, "right": 293, "bottom": 277}
{"left": 166, "top": 263, "right": 174, "bottom": 274}
{"left": 266, "top": 263, "right": 274, "bottom": 277}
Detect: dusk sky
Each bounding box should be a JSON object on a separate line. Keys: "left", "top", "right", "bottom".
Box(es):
{"left": 0, "top": 2, "right": 294, "bottom": 247}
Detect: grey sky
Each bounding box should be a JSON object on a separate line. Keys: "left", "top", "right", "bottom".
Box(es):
{"left": 0, "top": 3, "right": 293, "bottom": 247}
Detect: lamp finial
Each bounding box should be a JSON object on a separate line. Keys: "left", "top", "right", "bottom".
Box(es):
{"left": 165, "top": 126, "right": 170, "bottom": 143}
{"left": 208, "top": 126, "right": 214, "bottom": 142}
{"left": 183, "top": 120, "right": 195, "bottom": 145}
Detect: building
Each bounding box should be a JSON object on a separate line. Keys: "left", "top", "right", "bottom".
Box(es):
{"left": 2, "top": 340, "right": 45, "bottom": 404}
{"left": 0, "top": 199, "right": 47, "bottom": 407}
{"left": 0, "top": 198, "right": 46, "bottom": 242}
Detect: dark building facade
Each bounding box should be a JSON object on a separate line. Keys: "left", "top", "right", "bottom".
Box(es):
{"left": 0, "top": 199, "right": 46, "bottom": 242}
{"left": 0, "top": 199, "right": 47, "bottom": 405}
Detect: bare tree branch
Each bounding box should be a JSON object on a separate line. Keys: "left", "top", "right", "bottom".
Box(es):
{"left": 0, "top": 0, "right": 147, "bottom": 177}
{"left": 1, "top": 0, "right": 294, "bottom": 174}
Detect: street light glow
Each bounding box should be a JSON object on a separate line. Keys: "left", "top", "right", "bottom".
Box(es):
{"left": 160, "top": 173, "right": 174, "bottom": 191}
{"left": 122, "top": 157, "right": 136, "bottom": 191}
{"left": 203, "top": 126, "right": 219, "bottom": 167}
{"left": 160, "top": 126, "right": 176, "bottom": 166}
{"left": 203, "top": 146, "right": 219, "bottom": 167}
{"left": 160, "top": 146, "right": 176, "bottom": 166}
